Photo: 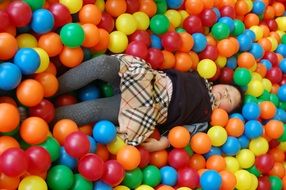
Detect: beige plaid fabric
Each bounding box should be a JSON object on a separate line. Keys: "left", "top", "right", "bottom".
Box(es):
{"left": 114, "top": 54, "right": 173, "bottom": 146}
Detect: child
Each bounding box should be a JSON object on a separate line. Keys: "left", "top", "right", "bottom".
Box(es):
{"left": 54, "top": 54, "right": 242, "bottom": 152}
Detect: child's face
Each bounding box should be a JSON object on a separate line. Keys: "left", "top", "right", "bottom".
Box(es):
{"left": 211, "top": 84, "right": 241, "bottom": 112}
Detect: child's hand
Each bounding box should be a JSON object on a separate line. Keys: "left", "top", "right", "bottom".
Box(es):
{"left": 141, "top": 136, "right": 170, "bottom": 152}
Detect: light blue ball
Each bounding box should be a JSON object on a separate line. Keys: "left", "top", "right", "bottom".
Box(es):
{"left": 221, "top": 137, "right": 241, "bottom": 156}
{"left": 242, "top": 102, "right": 261, "bottom": 120}
{"left": 244, "top": 120, "right": 263, "bottom": 139}
{"left": 160, "top": 166, "right": 177, "bottom": 186}
{"left": 150, "top": 34, "right": 162, "bottom": 49}
{"left": 58, "top": 147, "right": 77, "bottom": 170}
{"left": 192, "top": 33, "right": 207, "bottom": 53}
{"left": 94, "top": 180, "right": 112, "bottom": 190}
{"left": 249, "top": 43, "right": 264, "bottom": 60}
{"left": 0, "top": 62, "right": 22, "bottom": 90}
{"left": 31, "top": 9, "right": 54, "bottom": 34}
{"left": 279, "top": 59, "right": 286, "bottom": 73}
{"left": 260, "top": 59, "right": 272, "bottom": 70}
{"left": 238, "top": 135, "right": 250, "bottom": 149}
{"left": 276, "top": 44, "right": 286, "bottom": 58}
{"left": 237, "top": 33, "right": 252, "bottom": 51}
{"left": 93, "top": 120, "right": 117, "bottom": 144}
{"left": 88, "top": 136, "right": 97, "bottom": 153}
{"left": 226, "top": 56, "right": 237, "bottom": 69}
{"left": 200, "top": 170, "right": 222, "bottom": 190}
{"left": 166, "top": 0, "right": 183, "bottom": 9}
{"left": 252, "top": 0, "right": 266, "bottom": 15}
{"left": 218, "top": 17, "right": 234, "bottom": 32}
{"left": 277, "top": 84, "right": 286, "bottom": 102}
{"left": 14, "top": 48, "right": 40, "bottom": 75}
{"left": 204, "top": 147, "right": 222, "bottom": 159}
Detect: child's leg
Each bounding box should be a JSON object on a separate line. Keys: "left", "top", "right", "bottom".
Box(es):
{"left": 56, "top": 55, "right": 121, "bottom": 95}
{"left": 54, "top": 94, "right": 121, "bottom": 126}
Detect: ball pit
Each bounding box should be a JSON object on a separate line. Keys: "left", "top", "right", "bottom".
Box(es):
{"left": 1, "top": 0, "right": 286, "bottom": 189}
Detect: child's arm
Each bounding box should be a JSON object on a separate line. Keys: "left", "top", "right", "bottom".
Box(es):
{"left": 141, "top": 136, "right": 170, "bottom": 152}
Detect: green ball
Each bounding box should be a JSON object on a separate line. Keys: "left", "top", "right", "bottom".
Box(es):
{"left": 279, "top": 101, "right": 286, "bottom": 110}
{"left": 278, "top": 124, "right": 286, "bottom": 142}
{"left": 150, "top": 14, "right": 170, "bottom": 35}
{"left": 100, "top": 83, "right": 114, "bottom": 97}
{"left": 60, "top": 23, "right": 85, "bottom": 48}
{"left": 122, "top": 168, "right": 143, "bottom": 189}
{"left": 281, "top": 34, "right": 286, "bottom": 44}
{"left": 259, "top": 90, "right": 270, "bottom": 101}
{"left": 232, "top": 20, "right": 245, "bottom": 36}
{"left": 244, "top": 95, "right": 257, "bottom": 104}
{"left": 142, "top": 165, "right": 161, "bottom": 187}
{"left": 70, "top": 174, "right": 92, "bottom": 190}
{"left": 211, "top": 22, "right": 230, "bottom": 40}
{"left": 184, "top": 144, "right": 193, "bottom": 156}
{"left": 176, "top": 27, "right": 186, "bottom": 33}
{"left": 23, "top": 0, "right": 45, "bottom": 11}
{"left": 269, "top": 176, "right": 283, "bottom": 190}
{"left": 47, "top": 165, "right": 74, "bottom": 190}
{"left": 233, "top": 67, "right": 252, "bottom": 86}
{"left": 155, "top": 0, "right": 167, "bottom": 14}
{"left": 270, "top": 94, "right": 280, "bottom": 107}
{"left": 246, "top": 165, "right": 261, "bottom": 177}
{"left": 39, "top": 136, "right": 60, "bottom": 162}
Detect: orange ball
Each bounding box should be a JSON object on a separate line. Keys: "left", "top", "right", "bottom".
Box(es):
{"left": 235, "top": 0, "right": 249, "bottom": 16}
{"left": 105, "top": 0, "right": 127, "bottom": 17}
{"left": 190, "top": 51, "right": 200, "bottom": 69}
{"left": 157, "top": 185, "right": 175, "bottom": 190}
{"left": 206, "top": 155, "right": 226, "bottom": 172}
{"left": 272, "top": 2, "right": 285, "bottom": 16}
{"left": 0, "top": 96, "right": 17, "bottom": 106}
{"left": 16, "top": 79, "right": 44, "bottom": 107}
{"left": 264, "top": 5, "right": 275, "bottom": 19}
{"left": 53, "top": 119, "right": 78, "bottom": 145}
{"left": 269, "top": 162, "right": 285, "bottom": 178}
{"left": 185, "top": 0, "right": 204, "bottom": 15}
{"left": 81, "top": 23, "right": 100, "bottom": 48}
{"left": 117, "top": 145, "right": 141, "bottom": 170}
{"left": 269, "top": 147, "right": 285, "bottom": 163}
{"left": 237, "top": 52, "right": 256, "bottom": 69}
{"left": 35, "top": 73, "right": 59, "bottom": 97}
{"left": 217, "top": 38, "right": 237, "bottom": 57}
{"left": 174, "top": 52, "right": 193, "bottom": 72}
{"left": 282, "top": 174, "right": 286, "bottom": 189}
{"left": 96, "top": 144, "right": 110, "bottom": 161}
{"left": 139, "top": 0, "right": 157, "bottom": 17}
{"left": 258, "top": 38, "right": 272, "bottom": 52}
{"left": 38, "top": 32, "right": 63, "bottom": 57}
{"left": 255, "top": 63, "right": 267, "bottom": 78}
{"left": 178, "top": 32, "right": 194, "bottom": 53}
{"left": 0, "top": 32, "right": 18, "bottom": 60}
{"left": 189, "top": 154, "right": 206, "bottom": 170}
{"left": 0, "top": 103, "right": 20, "bottom": 133}
{"left": 244, "top": 13, "right": 259, "bottom": 28}
{"left": 79, "top": 124, "right": 93, "bottom": 136}
{"left": 259, "top": 101, "right": 276, "bottom": 120}
{"left": 210, "top": 108, "right": 229, "bottom": 127}
{"left": 41, "top": 62, "right": 57, "bottom": 76}
{"left": 168, "top": 126, "right": 190, "bottom": 148}
{"left": 190, "top": 132, "right": 212, "bottom": 154}
{"left": 161, "top": 50, "right": 176, "bottom": 69}
{"left": 20, "top": 117, "right": 49, "bottom": 144}
{"left": 202, "top": 0, "right": 214, "bottom": 9}
{"left": 79, "top": 4, "right": 102, "bottom": 25}
{"left": 264, "top": 120, "right": 284, "bottom": 139}
{"left": 0, "top": 173, "right": 20, "bottom": 190}
{"left": 219, "top": 170, "right": 237, "bottom": 190}
{"left": 260, "top": 24, "right": 270, "bottom": 38}
{"left": 225, "top": 118, "right": 244, "bottom": 137}
{"left": 150, "top": 150, "right": 168, "bottom": 168}
{"left": 91, "top": 28, "right": 110, "bottom": 52}
{"left": 0, "top": 136, "right": 20, "bottom": 155}
{"left": 59, "top": 46, "right": 84, "bottom": 68}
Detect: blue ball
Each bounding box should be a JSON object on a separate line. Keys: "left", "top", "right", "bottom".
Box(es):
{"left": 276, "top": 44, "right": 286, "bottom": 57}
{"left": 274, "top": 108, "right": 286, "bottom": 122}
{"left": 277, "top": 84, "right": 286, "bottom": 102}
{"left": 166, "top": 0, "right": 183, "bottom": 9}
{"left": 160, "top": 166, "right": 177, "bottom": 186}
{"left": 237, "top": 33, "right": 252, "bottom": 51}
{"left": 94, "top": 180, "right": 112, "bottom": 190}
{"left": 260, "top": 59, "right": 272, "bottom": 70}
{"left": 230, "top": 112, "right": 245, "bottom": 123}
{"left": 279, "top": 59, "right": 286, "bottom": 73}
{"left": 243, "top": 29, "right": 256, "bottom": 42}
{"left": 252, "top": 0, "right": 266, "bottom": 15}
{"left": 93, "top": 120, "right": 117, "bottom": 144}
{"left": 150, "top": 34, "right": 162, "bottom": 49}
{"left": 249, "top": 43, "right": 264, "bottom": 60}
{"left": 221, "top": 137, "right": 241, "bottom": 156}
{"left": 218, "top": 17, "right": 234, "bottom": 32}
{"left": 238, "top": 135, "right": 250, "bottom": 149}
{"left": 242, "top": 102, "right": 261, "bottom": 120}
{"left": 14, "top": 48, "right": 40, "bottom": 75}
{"left": 204, "top": 147, "right": 222, "bottom": 159}
{"left": 200, "top": 170, "right": 222, "bottom": 190}
{"left": 31, "top": 9, "right": 54, "bottom": 34}
{"left": 192, "top": 33, "right": 207, "bottom": 53}
{"left": 88, "top": 136, "right": 97, "bottom": 153}
{"left": 78, "top": 84, "right": 101, "bottom": 101}
{"left": 244, "top": 120, "right": 263, "bottom": 139}
{"left": 0, "top": 62, "right": 22, "bottom": 90}
{"left": 58, "top": 147, "right": 77, "bottom": 169}
{"left": 226, "top": 56, "right": 237, "bottom": 69}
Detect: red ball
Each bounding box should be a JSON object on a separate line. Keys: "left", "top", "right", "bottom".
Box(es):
{"left": 125, "top": 41, "right": 149, "bottom": 60}
{"left": 129, "top": 30, "right": 151, "bottom": 47}
{"left": 219, "top": 67, "right": 234, "bottom": 84}
{"left": 0, "top": 148, "right": 28, "bottom": 177}
{"left": 263, "top": 51, "right": 279, "bottom": 66}
{"left": 78, "top": 153, "right": 104, "bottom": 181}
{"left": 266, "top": 66, "right": 283, "bottom": 84}
{"left": 138, "top": 146, "right": 150, "bottom": 168}
{"left": 199, "top": 44, "right": 218, "bottom": 61}
{"left": 265, "top": 19, "right": 278, "bottom": 31}
{"left": 97, "top": 12, "right": 115, "bottom": 33}
{"left": 161, "top": 31, "right": 182, "bottom": 52}
{"left": 177, "top": 167, "right": 200, "bottom": 189}
{"left": 258, "top": 176, "right": 271, "bottom": 190}
{"left": 280, "top": 74, "right": 286, "bottom": 85}
{"left": 209, "top": 65, "right": 221, "bottom": 82}
{"left": 64, "top": 131, "right": 90, "bottom": 159}
{"left": 146, "top": 48, "right": 164, "bottom": 69}
{"left": 6, "top": 1, "right": 32, "bottom": 27}
{"left": 0, "top": 11, "right": 10, "bottom": 32}
{"left": 49, "top": 3, "right": 72, "bottom": 28}
{"left": 29, "top": 99, "right": 55, "bottom": 123}
{"left": 102, "top": 160, "right": 125, "bottom": 186}
{"left": 25, "top": 146, "right": 51, "bottom": 174}
{"left": 183, "top": 15, "right": 203, "bottom": 34}
{"left": 55, "top": 94, "right": 77, "bottom": 107}
{"left": 255, "top": 154, "right": 275, "bottom": 174}
{"left": 168, "top": 149, "right": 190, "bottom": 170}
{"left": 126, "top": 0, "right": 140, "bottom": 13}
{"left": 83, "top": 0, "right": 95, "bottom": 4}
{"left": 220, "top": 6, "right": 236, "bottom": 19}
{"left": 200, "top": 8, "right": 217, "bottom": 27}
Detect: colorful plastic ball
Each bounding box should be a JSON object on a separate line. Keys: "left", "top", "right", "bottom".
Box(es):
{"left": 6, "top": 1, "right": 32, "bottom": 27}
{"left": 255, "top": 154, "right": 275, "bottom": 174}
{"left": 59, "top": 0, "right": 83, "bottom": 14}
{"left": 219, "top": 170, "right": 237, "bottom": 190}
{"left": 23, "top": 0, "right": 44, "bottom": 10}
{"left": 78, "top": 84, "right": 100, "bottom": 101}
{"left": 129, "top": 30, "right": 151, "bottom": 46}
{"left": 64, "top": 131, "right": 90, "bottom": 159}
{"left": 16, "top": 33, "right": 37, "bottom": 48}
{"left": 87, "top": 136, "right": 97, "bottom": 153}
{"left": 138, "top": 147, "right": 150, "bottom": 168}
{"left": 265, "top": 120, "right": 284, "bottom": 139}
{"left": 207, "top": 126, "right": 227, "bottom": 147}
{"left": 150, "top": 34, "right": 162, "bottom": 49}
{"left": 183, "top": 15, "right": 203, "bottom": 34}
{"left": 266, "top": 67, "right": 283, "bottom": 84}
{"left": 58, "top": 147, "right": 77, "bottom": 170}
{"left": 79, "top": 4, "right": 102, "bottom": 25}
{"left": 25, "top": 146, "right": 51, "bottom": 174}
{"left": 236, "top": 149, "right": 255, "bottom": 169}
{"left": 221, "top": 136, "right": 241, "bottom": 156}
{"left": 31, "top": 9, "right": 54, "bottom": 34}
{"left": 177, "top": 167, "right": 199, "bottom": 189}
{"left": 46, "top": 165, "right": 74, "bottom": 190}
{"left": 126, "top": 0, "right": 140, "bottom": 14}
{"left": 102, "top": 160, "right": 125, "bottom": 186}
{"left": 190, "top": 132, "right": 212, "bottom": 154}
{"left": 0, "top": 147, "right": 27, "bottom": 177}
{"left": 252, "top": 0, "right": 265, "bottom": 14}
{"left": 60, "top": 23, "right": 85, "bottom": 47}
{"left": 168, "top": 148, "right": 189, "bottom": 170}
{"left": 122, "top": 168, "right": 143, "bottom": 189}
{"left": 0, "top": 136, "right": 19, "bottom": 156}
{"left": 224, "top": 156, "right": 240, "bottom": 173}
{"left": 29, "top": 99, "right": 55, "bottom": 123}
{"left": 200, "top": 170, "right": 222, "bottom": 190}
{"left": 14, "top": 48, "right": 40, "bottom": 75}
{"left": 94, "top": 180, "right": 112, "bottom": 190}
{"left": 150, "top": 14, "right": 170, "bottom": 35}
{"left": 218, "top": 17, "right": 234, "bottom": 32}
{"left": 78, "top": 153, "right": 104, "bottom": 181}
{"left": 93, "top": 120, "right": 116, "bottom": 144}
{"left": 204, "top": 147, "right": 222, "bottom": 159}
{"left": 125, "top": 41, "right": 148, "bottom": 59}
{"left": 0, "top": 62, "right": 21, "bottom": 90}
{"left": 277, "top": 84, "right": 286, "bottom": 101}
{"left": 269, "top": 176, "right": 283, "bottom": 190}
{"left": 279, "top": 59, "right": 286, "bottom": 73}
{"left": 107, "top": 135, "right": 126, "bottom": 155}
{"left": 211, "top": 22, "right": 230, "bottom": 40}
{"left": 159, "top": 166, "right": 177, "bottom": 186}
{"left": 39, "top": 137, "right": 60, "bottom": 162}
{"left": 232, "top": 19, "right": 245, "bottom": 36}
{"left": 53, "top": 119, "right": 78, "bottom": 146}
{"left": 237, "top": 33, "right": 252, "bottom": 51}
{"left": 108, "top": 31, "right": 128, "bottom": 53}
{"left": 166, "top": 0, "right": 183, "bottom": 9}
{"left": 235, "top": 170, "right": 252, "bottom": 190}
{"left": 33, "top": 47, "right": 49, "bottom": 73}
{"left": 142, "top": 165, "right": 161, "bottom": 187}
{"left": 98, "top": 12, "right": 114, "bottom": 33}
{"left": 0, "top": 103, "right": 20, "bottom": 133}
{"left": 48, "top": 3, "right": 72, "bottom": 28}
{"left": 105, "top": 0, "right": 127, "bottom": 17}
{"left": 70, "top": 174, "right": 92, "bottom": 190}
{"left": 161, "top": 31, "right": 182, "bottom": 52}
{"left": 192, "top": 33, "right": 207, "bottom": 53}
{"left": 242, "top": 102, "right": 260, "bottom": 120}
{"left": 117, "top": 145, "right": 141, "bottom": 171}
{"left": 197, "top": 59, "right": 217, "bottom": 79}
{"left": 0, "top": 10, "right": 10, "bottom": 32}
{"left": 135, "top": 185, "right": 153, "bottom": 190}
{"left": 244, "top": 120, "right": 263, "bottom": 139}
{"left": 146, "top": 48, "right": 164, "bottom": 69}
{"left": 168, "top": 126, "right": 190, "bottom": 148}
{"left": 116, "top": 13, "right": 137, "bottom": 35}
{"left": 18, "top": 176, "right": 47, "bottom": 190}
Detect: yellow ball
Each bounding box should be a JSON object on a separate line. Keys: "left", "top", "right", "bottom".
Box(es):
{"left": 133, "top": 12, "right": 150, "bottom": 31}
{"left": 235, "top": 170, "right": 252, "bottom": 190}
{"left": 16, "top": 33, "right": 37, "bottom": 48}
{"left": 278, "top": 141, "right": 286, "bottom": 151}
{"left": 276, "top": 16, "right": 286, "bottom": 32}
{"left": 18, "top": 176, "right": 47, "bottom": 190}
{"left": 107, "top": 135, "right": 126, "bottom": 154}
{"left": 215, "top": 56, "right": 227, "bottom": 68}
{"left": 246, "top": 79, "right": 264, "bottom": 97}
{"left": 249, "top": 174, "right": 258, "bottom": 190}
{"left": 207, "top": 125, "right": 227, "bottom": 147}
{"left": 165, "top": 10, "right": 182, "bottom": 28}
{"left": 262, "top": 78, "right": 272, "bottom": 92}
{"left": 250, "top": 26, "right": 263, "bottom": 41}
{"left": 108, "top": 31, "right": 128, "bottom": 53}
{"left": 197, "top": 59, "right": 217, "bottom": 79}
{"left": 267, "top": 36, "right": 278, "bottom": 51}
{"left": 236, "top": 149, "right": 255, "bottom": 169}
{"left": 95, "top": 0, "right": 105, "bottom": 12}
{"left": 276, "top": 30, "right": 285, "bottom": 38}
{"left": 177, "top": 187, "right": 192, "bottom": 190}
{"left": 116, "top": 13, "right": 137, "bottom": 35}
{"left": 136, "top": 185, "right": 154, "bottom": 190}
{"left": 249, "top": 137, "right": 269, "bottom": 156}
{"left": 245, "top": 0, "right": 253, "bottom": 12}
{"left": 179, "top": 10, "right": 189, "bottom": 24}
{"left": 114, "top": 186, "right": 131, "bottom": 190}
{"left": 225, "top": 156, "right": 240, "bottom": 173}
{"left": 59, "top": 0, "right": 83, "bottom": 14}
{"left": 33, "top": 48, "right": 49, "bottom": 73}
{"left": 251, "top": 72, "right": 262, "bottom": 81}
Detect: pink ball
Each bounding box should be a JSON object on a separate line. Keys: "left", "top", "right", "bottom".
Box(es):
{"left": 168, "top": 148, "right": 190, "bottom": 170}
{"left": 78, "top": 153, "right": 104, "bottom": 181}
{"left": 102, "top": 160, "right": 125, "bottom": 186}
{"left": 64, "top": 131, "right": 90, "bottom": 159}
